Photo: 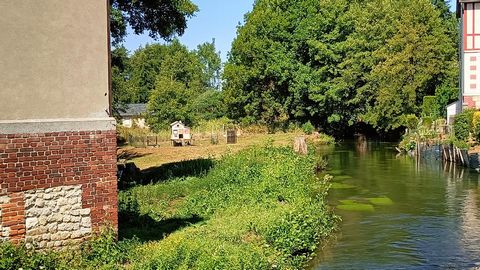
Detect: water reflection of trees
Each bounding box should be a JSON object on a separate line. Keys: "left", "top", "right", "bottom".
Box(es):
{"left": 442, "top": 162, "right": 480, "bottom": 260}
{"left": 317, "top": 144, "right": 480, "bottom": 268}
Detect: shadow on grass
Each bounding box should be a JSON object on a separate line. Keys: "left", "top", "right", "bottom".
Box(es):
{"left": 142, "top": 158, "right": 214, "bottom": 183}
{"left": 119, "top": 158, "right": 214, "bottom": 190}
{"left": 119, "top": 210, "right": 203, "bottom": 242}
{"left": 117, "top": 149, "right": 151, "bottom": 160}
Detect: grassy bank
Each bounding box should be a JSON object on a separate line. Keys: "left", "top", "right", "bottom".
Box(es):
{"left": 120, "top": 146, "right": 337, "bottom": 269}
{"left": 1, "top": 146, "right": 337, "bottom": 269}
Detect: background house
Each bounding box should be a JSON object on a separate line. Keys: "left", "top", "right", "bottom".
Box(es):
{"left": 120, "top": 103, "right": 148, "bottom": 128}
{"left": 456, "top": 0, "right": 480, "bottom": 110}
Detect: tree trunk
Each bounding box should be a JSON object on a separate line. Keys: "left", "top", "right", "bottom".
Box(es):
{"left": 294, "top": 136, "right": 308, "bottom": 155}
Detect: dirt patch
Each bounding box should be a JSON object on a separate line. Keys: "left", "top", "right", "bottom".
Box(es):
{"left": 118, "top": 133, "right": 300, "bottom": 170}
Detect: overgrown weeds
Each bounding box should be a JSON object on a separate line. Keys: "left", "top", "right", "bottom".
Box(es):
{"left": 0, "top": 228, "right": 138, "bottom": 270}
{"left": 5, "top": 146, "right": 337, "bottom": 270}
{"left": 120, "top": 146, "right": 338, "bottom": 269}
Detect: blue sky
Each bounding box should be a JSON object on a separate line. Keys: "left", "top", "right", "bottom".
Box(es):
{"left": 124, "top": 0, "right": 255, "bottom": 61}
{"left": 124, "top": 0, "right": 457, "bottom": 62}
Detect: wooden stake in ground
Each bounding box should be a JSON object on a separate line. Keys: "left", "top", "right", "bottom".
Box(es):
{"left": 294, "top": 136, "right": 308, "bottom": 155}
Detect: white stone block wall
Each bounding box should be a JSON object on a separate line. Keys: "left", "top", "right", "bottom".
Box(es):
{"left": 24, "top": 185, "right": 92, "bottom": 249}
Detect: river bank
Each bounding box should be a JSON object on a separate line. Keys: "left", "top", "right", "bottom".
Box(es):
{"left": 1, "top": 145, "right": 338, "bottom": 269}
{"left": 119, "top": 146, "right": 337, "bottom": 269}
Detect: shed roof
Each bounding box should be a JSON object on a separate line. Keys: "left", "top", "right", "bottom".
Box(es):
{"left": 171, "top": 121, "right": 184, "bottom": 127}
{"left": 119, "top": 104, "right": 147, "bottom": 117}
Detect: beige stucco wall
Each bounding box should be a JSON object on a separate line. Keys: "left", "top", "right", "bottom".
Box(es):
{"left": 0, "top": 0, "right": 110, "bottom": 121}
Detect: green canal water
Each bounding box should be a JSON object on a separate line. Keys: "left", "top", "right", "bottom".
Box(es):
{"left": 312, "top": 142, "right": 480, "bottom": 269}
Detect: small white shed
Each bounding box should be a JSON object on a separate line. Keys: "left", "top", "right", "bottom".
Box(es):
{"left": 447, "top": 101, "right": 461, "bottom": 126}
{"left": 170, "top": 121, "right": 192, "bottom": 146}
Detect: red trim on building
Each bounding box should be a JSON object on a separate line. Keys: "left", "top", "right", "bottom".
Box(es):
{"left": 464, "top": 3, "right": 480, "bottom": 51}
{"left": 464, "top": 96, "right": 476, "bottom": 108}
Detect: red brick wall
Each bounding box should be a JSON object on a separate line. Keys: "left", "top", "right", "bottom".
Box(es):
{"left": 0, "top": 130, "right": 118, "bottom": 242}
{"left": 1, "top": 193, "right": 26, "bottom": 243}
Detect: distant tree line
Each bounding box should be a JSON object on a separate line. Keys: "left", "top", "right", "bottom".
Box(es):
{"left": 111, "top": 0, "right": 459, "bottom": 137}
{"left": 109, "top": 0, "right": 227, "bottom": 132}
{"left": 112, "top": 40, "right": 225, "bottom": 131}
{"left": 223, "top": 0, "right": 459, "bottom": 136}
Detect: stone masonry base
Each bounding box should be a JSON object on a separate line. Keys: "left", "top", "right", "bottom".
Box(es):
{"left": 0, "top": 130, "right": 117, "bottom": 248}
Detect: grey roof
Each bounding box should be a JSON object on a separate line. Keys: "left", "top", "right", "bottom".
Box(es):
{"left": 119, "top": 104, "right": 147, "bottom": 117}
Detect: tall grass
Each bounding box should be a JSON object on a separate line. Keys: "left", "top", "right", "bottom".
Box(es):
{"left": 0, "top": 229, "right": 138, "bottom": 270}
{"left": 121, "top": 145, "right": 338, "bottom": 269}
{"left": 2, "top": 146, "right": 337, "bottom": 270}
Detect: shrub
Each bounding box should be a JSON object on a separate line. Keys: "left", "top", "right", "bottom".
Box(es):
{"left": 473, "top": 112, "right": 480, "bottom": 142}
{"left": 402, "top": 114, "right": 419, "bottom": 131}
{"left": 302, "top": 121, "right": 315, "bottom": 135}
{"left": 422, "top": 95, "right": 439, "bottom": 118}
{"left": 454, "top": 110, "right": 475, "bottom": 141}
{"left": 453, "top": 114, "right": 469, "bottom": 141}
{"left": 421, "top": 117, "right": 433, "bottom": 129}
{"left": 0, "top": 229, "right": 138, "bottom": 270}
{"left": 0, "top": 242, "right": 58, "bottom": 270}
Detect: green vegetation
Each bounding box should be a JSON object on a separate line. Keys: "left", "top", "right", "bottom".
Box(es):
{"left": 398, "top": 116, "right": 447, "bottom": 152}
{"left": 337, "top": 197, "right": 394, "bottom": 212}
{"left": 109, "top": 0, "right": 198, "bottom": 46}
{"left": 223, "top": 0, "right": 458, "bottom": 136}
{"left": 112, "top": 40, "right": 225, "bottom": 131}
{"left": 0, "top": 229, "right": 138, "bottom": 270}
{"left": 6, "top": 146, "right": 337, "bottom": 269}
{"left": 337, "top": 201, "right": 375, "bottom": 212}
{"left": 120, "top": 146, "right": 338, "bottom": 269}
{"left": 453, "top": 110, "right": 473, "bottom": 142}
{"left": 367, "top": 197, "right": 394, "bottom": 206}
{"left": 302, "top": 121, "right": 315, "bottom": 135}
{"left": 111, "top": 0, "right": 459, "bottom": 138}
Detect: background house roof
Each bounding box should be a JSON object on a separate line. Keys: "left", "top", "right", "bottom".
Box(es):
{"left": 119, "top": 103, "right": 147, "bottom": 117}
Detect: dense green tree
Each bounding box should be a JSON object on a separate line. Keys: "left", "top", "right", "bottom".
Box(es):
{"left": 159, "top": 40, "right": 205, "bottom": 89}
{"left": 224, "top": 0, "right": 459, "bottom": 135}
{"left": 343, "top": 0, "right": 458, "bottom": 130}
{"left": 128, "top": 40, "right": 212, "bottom": 103}
{"left": 195, "top": 40, "right": 222, "bottom": 89}
{"left": 109, "top": 0, "right": 199, "bottom": 115}
{"left": 190, "top": 90, "right": 227, "bottom": 121}
{"left": 109, "top": 0, "right": 198, "bottom": 46}
{"left": 147, "top": 76, "right": 196, "bottom": 131}
{"left": 126, "top": 40, "right": 225, "bottom": 129}
{"left": 129, "top": 44, "right": 169, "bottom": 103}
{"left": 111, "top": 46, "right": 134, "bottom": 116}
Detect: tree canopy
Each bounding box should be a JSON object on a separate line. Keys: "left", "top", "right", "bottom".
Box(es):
{"left": 112, "top": 40, "right": 224, "bottom": 131}
{"left": 109, "top": 0, "right": 199, "bottom": 46}
{"left": 223, "top": 0, "right": 459, "bottom": 136}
